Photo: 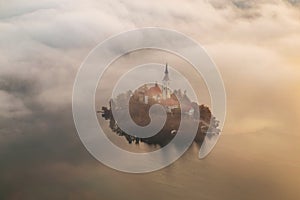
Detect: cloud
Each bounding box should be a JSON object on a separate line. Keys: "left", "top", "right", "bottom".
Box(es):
{"left": 1, "top": 0, "right": 300, "bottom": 199}
{"left": 0, "top": 90, "right": 31, "bottom": 118}
{"left": 0, "top": 0, "right": 299, "bottom": 155}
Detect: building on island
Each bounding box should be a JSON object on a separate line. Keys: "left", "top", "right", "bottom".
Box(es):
{"left": 101, "top": 63, "right": 220, "bottom": 146}
{"left": 131, "top": 63, "right": 194, "bottom": 115}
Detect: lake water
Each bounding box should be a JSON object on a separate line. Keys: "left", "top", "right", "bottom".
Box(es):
{"left": 94, "top": 118, "right": 300, "bottom": 200}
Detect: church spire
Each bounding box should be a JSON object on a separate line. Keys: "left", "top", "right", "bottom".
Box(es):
{"left": 162, "top": 63, "right": 170, "bottom": 100}
{"left": 165, "top": 63, "right": 168, "bottom": 74}
{"left": 163, "top": 63, "right": 170, "bottom": 82}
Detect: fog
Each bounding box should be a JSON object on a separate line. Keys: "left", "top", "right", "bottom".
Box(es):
{"left": 1, "top": 0, "right": 300, "bottom": 199}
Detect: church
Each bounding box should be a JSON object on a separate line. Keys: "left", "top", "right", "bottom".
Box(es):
{"left": 133, "top": 64, "right": 195, "bottom": 115}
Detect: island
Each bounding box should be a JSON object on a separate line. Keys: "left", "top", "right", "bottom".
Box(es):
{"left": 99, "top": 64, "right": 220, "bottom": 147}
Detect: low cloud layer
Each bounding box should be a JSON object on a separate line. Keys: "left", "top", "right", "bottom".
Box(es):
{"left": 1, "top": 0, "right": 300, "bottom": 134}
{"left": 1, "top": 0, "right": 300, "bottom": 199}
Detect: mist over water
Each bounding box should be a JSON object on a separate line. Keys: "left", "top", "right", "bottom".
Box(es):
{"left": 91, "top": 50, "right": 300, "bottom": 199}
{"left": 2, "top": 107, "right": 300, "bottom": 200}
{"left": 94, "top": 111, "right": 300, "bottom": 200}
{"left": 1, "top": 44, "right": 300, "bottom": 200}
{"left": 1, "top": 0, "right": 300, "bottom": 199}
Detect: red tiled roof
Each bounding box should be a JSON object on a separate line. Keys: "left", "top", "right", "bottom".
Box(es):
{"left": 146, "top": 85, "right": 162, "bottom": 96}
{"left": 161, "top": 98, "right": 179, "bottom": 106}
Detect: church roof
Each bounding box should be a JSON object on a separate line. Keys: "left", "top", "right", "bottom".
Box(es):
{"left": 146, "top": 84, "right": 162, "bottom": 96}
{"left": 161, "top": 98, "right": 179, "bottom": 106}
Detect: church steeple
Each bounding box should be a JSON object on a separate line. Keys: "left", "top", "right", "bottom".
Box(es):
{"left": 162, "top": 63, "right": 170, "bottom": 100}
{"left": 165, "top": 63, "right": 168, "bottom": 73}
{"left": 163, "top": 63, "right": 170, "bottom": 82}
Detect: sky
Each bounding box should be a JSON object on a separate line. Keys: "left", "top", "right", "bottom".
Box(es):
{"left": 1, "top": 0, "right": 300, "bottom": 199}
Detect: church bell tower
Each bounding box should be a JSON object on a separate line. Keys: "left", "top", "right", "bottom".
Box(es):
{"left": 162, "top": 63, "right": 170, "bottom": 100}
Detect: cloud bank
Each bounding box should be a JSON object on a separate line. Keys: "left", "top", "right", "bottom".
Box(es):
{"left": 1, "top": 0, "right": 300, "bottom": 199}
